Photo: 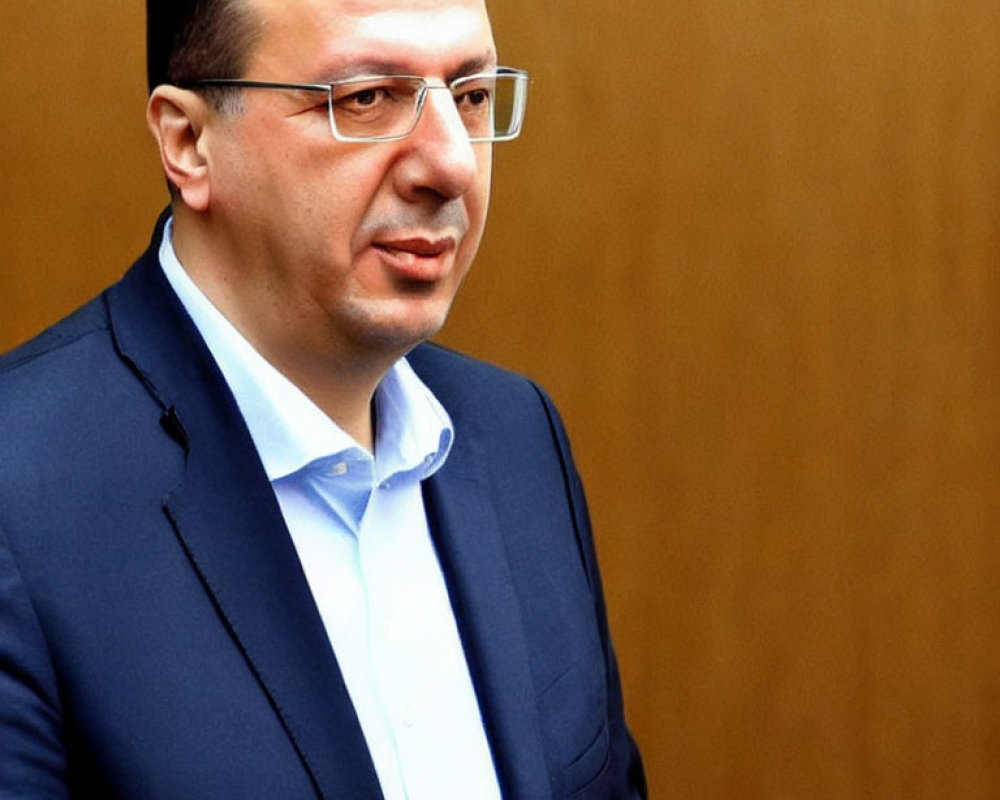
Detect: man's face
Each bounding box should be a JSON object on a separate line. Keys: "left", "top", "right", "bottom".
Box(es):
{"left": 200, "top": 0, "right": 496, "bottom": 367}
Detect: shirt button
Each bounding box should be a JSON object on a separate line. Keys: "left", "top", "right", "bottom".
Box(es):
{"left": 332, "top": 462, "right": 348, "bottom": 476}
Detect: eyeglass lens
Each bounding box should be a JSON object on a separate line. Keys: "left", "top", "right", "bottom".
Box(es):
{"left": 329, "top": 73, "right": 525, "bottom": 141}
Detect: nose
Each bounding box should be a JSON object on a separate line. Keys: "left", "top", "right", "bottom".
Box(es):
{"left": 393, "top": 86, "right": 480, "bottom": 202}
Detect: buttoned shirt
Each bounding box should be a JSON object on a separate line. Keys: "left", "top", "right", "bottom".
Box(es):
{"left": 159, "top": 219, "right": 502, "bottom": 800}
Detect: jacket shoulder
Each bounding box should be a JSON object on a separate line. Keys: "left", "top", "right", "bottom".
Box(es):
{"left": 0, "top": 291, "right": 153, "bottom": 476}
{"left": 408, "top": 342, "right": 553, "bottom": 416}
{"left": 0, "top": 294, "right": 111, "bottom": 377}
{"left": 408, "top": 342, "right": 574, "bottom": 454}
{"left": 408, "top": 340, "right": 527, "bottom": 385}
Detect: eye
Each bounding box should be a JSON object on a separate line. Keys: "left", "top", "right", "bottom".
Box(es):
{"left": 454, "top": 84, "right": 493, "bottom": 113}
{"left": 462, "top": 89, "right": 490, "bottom": 107}
{"left": 336, "top": 86, "right": 391, "bottom": 111}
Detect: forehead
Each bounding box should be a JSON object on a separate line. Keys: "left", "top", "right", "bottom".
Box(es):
{"left": 248, "top": 0, "right": 495, "bottom": 78}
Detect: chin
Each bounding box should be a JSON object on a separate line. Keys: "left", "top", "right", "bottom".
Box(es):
{"left": 335, "top": 287, "right": 460, "bottom": 353}
{"left": 349, "top": 306, "right": 452, "bottom": 356}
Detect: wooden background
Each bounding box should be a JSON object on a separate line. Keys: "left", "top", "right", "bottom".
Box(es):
{"left": 3, "top": 1, "right": 1000, "bottom": 796}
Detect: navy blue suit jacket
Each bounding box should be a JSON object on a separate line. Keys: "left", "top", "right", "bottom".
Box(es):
{"left": 0, "top": 220, "right": 645, "bottom": 799}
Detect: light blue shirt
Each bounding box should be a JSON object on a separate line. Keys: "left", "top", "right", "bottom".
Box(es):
{"left": 159, "top": 219, "right": 501, "bottom": 800}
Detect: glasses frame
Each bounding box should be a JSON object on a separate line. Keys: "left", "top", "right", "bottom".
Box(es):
{"left": 184, "top": 67, "right": 529, "bottom": 143}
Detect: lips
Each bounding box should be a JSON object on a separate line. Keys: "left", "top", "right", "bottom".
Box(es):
{"left": 371, "top": 236, "right": 456, "bottom": 281}
{"left": 376, "top": 237, "right": 450, "bottom": 257}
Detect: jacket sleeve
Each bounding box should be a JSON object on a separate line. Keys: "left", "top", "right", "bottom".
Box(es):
{"left": 0, "top": 523, "right": 69, "bottom": 799}
{"left": 533, "top": 383, "right": 648, "bottom": 799}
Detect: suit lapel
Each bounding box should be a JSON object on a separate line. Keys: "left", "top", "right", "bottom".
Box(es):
{"left": 423, "top": 450, "right": 553, "bottom": 800}
{"left": 106, "top": 234, "right": 383, "bottom": 800}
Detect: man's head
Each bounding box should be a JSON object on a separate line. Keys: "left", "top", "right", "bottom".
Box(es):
{"left": 145, "top": 0, "right": 506, "bottom": 379}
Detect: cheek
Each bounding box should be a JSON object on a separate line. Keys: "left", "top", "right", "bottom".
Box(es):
{"left": 249, "top": 166, "right": 376, "bottom": 272}
{"left": 310, "top": 156, "right": 400, "bottom": 249}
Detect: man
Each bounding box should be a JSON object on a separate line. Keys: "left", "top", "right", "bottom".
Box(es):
{"left": 0, "top": 0, "right": 645, "bottom": 797}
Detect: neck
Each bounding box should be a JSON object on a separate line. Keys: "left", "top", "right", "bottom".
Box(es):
{"left": 268, "top": 348, "right": 389, "bottom": 454}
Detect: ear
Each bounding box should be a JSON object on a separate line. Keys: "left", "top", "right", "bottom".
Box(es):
{"left": 146, "top": 86, "right": 213, "bottom": 211}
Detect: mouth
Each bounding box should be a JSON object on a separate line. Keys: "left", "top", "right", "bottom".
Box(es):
{"left": 371, "top": 236, "right": 457, "bottom": 281}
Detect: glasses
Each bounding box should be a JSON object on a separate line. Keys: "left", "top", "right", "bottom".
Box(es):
{"left": 186, "top": 68, "right": 529, "bottom": 143}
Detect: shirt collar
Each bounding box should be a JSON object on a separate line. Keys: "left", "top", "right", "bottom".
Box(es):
{"left": 157, "top": 216, "right": 453, "bottom": 484}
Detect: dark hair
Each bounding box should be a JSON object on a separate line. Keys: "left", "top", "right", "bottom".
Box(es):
{"left": 146, "top": 0, "right": 262, "bottom": 93}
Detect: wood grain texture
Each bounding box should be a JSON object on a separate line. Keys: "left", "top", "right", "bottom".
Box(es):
{"left": 3, "top": 2, "right": 1000, "bottom": 797}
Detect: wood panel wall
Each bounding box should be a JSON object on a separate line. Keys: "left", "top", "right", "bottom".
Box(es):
{"left": 3, "top": 2, "right": 1000, "bottom": 797}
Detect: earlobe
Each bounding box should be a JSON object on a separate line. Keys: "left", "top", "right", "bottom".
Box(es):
{"left": 147, "top": 86, "right": 212, "bottom": 211}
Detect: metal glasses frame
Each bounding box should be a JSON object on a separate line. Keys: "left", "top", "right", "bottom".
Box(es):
{"left": 184, "top": 67, "right": 529, "bottom": 143}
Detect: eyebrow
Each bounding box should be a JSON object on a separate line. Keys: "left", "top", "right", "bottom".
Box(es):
{"left": 447, "top": 54, "right": 499, "bottom": 81}
{"left": 314, "top": 51, "right": 498, "bottom": 84}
